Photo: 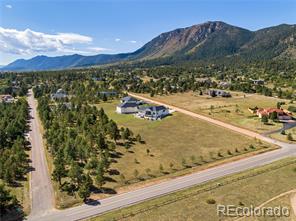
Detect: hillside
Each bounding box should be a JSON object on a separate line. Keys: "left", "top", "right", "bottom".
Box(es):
{"left": 2, "top": 21, "right": 296, "bottom": 71}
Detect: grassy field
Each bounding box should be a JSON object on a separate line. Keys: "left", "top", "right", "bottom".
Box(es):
{"left": 137, "top": 91, "right": 292, "bottom": 134}
{"left": 90, "top": 158, "right": 296, "bottom": 221}
{"left": 44, "top": 99, "right": 277, "bottom": 209}
{"left": 93, "top": 100, "right": 275, "bottom": 188}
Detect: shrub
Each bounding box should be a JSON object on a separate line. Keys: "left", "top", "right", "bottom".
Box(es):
{"left": 287, "top": 133, "right": 293, "bottom": 141}
{"left": 206, "top": 198, "right": 216, "bottom": 204}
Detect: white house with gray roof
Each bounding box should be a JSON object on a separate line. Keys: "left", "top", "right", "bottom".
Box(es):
{"left": 51, "top": 89, "right": 68, "bottom": 100}
{"left": 137, "top": 105, "right": 169, "bottom": 120}
{"left": 116, "top": 101, "right": 139, "bottom": 114}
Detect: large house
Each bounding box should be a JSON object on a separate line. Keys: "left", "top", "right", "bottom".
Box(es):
{"left": 116, "top": 101, "right": 139, "bottom": 114}
{"left": 137, "top": 105, "right": 169, "bottom": 120}
{"left": 208, "top": 89, "right": 231, "bottom": 97}
{"left": 1, "top": 94, "right": 14, "bottom": 103}
{"left": 116, "top": 96, "right": 141, "bottom": 114}
{"left": 252, "top": 107, "right": 293, "bottom": 120}
{"left": 116, "top": 96, "right": 169, "bottom": 120}
{"left": 51, "top": 89, "right": 68, "bottom": 100}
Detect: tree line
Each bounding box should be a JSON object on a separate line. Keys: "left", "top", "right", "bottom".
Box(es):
{"left": 34, "top": 87, "right": 141, "bottom": 201}
{"left": 0, "top": 98, "right": 29, "bottom": 217}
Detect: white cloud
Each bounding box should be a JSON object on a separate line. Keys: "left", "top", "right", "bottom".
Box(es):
{"left": 129, "top": 40, "right": 137, "bottom": 44}
{"left": 86, "top": 47, "right": 112, "bottom": 53}
{"left": 5, "top": 4, "right": 12, "bottom": 9}
{"left": 115, "top": 38, "right": 121, "bottom": 42}
{"left": 0, "top": 27, "right": 108, "bottom": 55}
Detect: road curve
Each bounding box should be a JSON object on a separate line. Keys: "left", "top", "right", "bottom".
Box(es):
{"left": 27, "top": 89, "right": 55, "bottom": 217}
{"left": 27, "top": 92, "right": 296, "bottom": 221}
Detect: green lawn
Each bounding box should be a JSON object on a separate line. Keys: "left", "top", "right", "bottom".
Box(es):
{"left": 137, "top": 91, "right": 292, "bottom": 134}
{"left": 94, "top": 100, "right": 275, "bottom": 188}
{"left": 90, "top": 158, "right": 296, "bottom": 221}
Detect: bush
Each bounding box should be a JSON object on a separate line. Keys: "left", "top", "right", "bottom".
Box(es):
{"left": 287, "top": 133, "right": 293, "bottom": 141}
{"left": 206, "top": 198, "right": 216, "bottom": 204}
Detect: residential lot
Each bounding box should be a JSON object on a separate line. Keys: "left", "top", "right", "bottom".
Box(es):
{"left": 90, "top": 158, "right": 296, "bottom": 221}
{"left": 46, "top": 98, "right": 277, "bottom": 209}
{"left": 137, "top": 91, "right": 292, "bottom": 134}
{"left": 94, "top": 100, "right": 275, "bottom": 187}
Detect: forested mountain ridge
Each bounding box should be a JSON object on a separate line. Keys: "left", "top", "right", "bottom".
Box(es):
{"left": 2, "top": 21, "right": 296, "bottom": 71}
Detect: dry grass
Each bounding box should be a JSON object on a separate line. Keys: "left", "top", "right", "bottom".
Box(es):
{"left": 137, "top": 91, "right": 292, "bottom": 133}
{"left": 90, "top": 158, "right": 296, "bottom": 221}
{"left": 270, "top": 127, "right": 296, "bottom": 144}
{"left": 95, "top": 100, "right": 275, "bottom": 187}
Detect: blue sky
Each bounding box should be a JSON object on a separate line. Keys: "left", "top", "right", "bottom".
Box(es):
{"left": 0, "top": 0, "right": 296, "bottom": 65}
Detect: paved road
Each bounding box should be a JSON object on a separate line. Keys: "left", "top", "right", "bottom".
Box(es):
{"left": 28, "top": 93, "right": 296, "bottom": 221}
{"left": 27, "top": 89, "right": 55, "bottom": 217}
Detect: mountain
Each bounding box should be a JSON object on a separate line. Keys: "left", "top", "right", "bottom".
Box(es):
{"left": 2, "top": 21, "right": 296, "bottom": 71}
{"left": 2, "top": 53, "right": 130, "bottom": 71}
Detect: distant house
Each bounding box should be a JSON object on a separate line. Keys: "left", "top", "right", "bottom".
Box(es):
{"left": 1, "top": 94, "right": 14, "bottom": 103}
{"left": 116, "top": 102, "right": 139, "bottom": 114}
{"left": 251, "top": 79, "right": 265, "bottom": 85}
{"left": 137, "top": 106, "right": 169, "bottom": 120}
{"left": 99, "top": 91, "right": 117, "bottom": 97}
{"left": 92, "top": 77, "right": 105, "bottom": 81}
{"left": 218, "top": 81, "right": 231, "bottom": 88}
{"left": 197, "top": 78, "right": 212, "bottom": 84}
{"left": 208, "top": 89, "right": 231, "bottom": 97}
{"left": 255, "top": 108, "right": 293, "bottom": 120}
{"left": 120, "top": 96, "right": 139, "bottom": 104}
{"left": 51, "top": 89, "right": 68, "bottom": 100}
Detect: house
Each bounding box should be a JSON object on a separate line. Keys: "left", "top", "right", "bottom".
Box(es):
{"left": 251, "top": 79, "right": 265, "bottom": 85}
{"left": 208, "top": 89, "right": 231, "bottom": 97}
{"left": 137, "top": 106, "right": 169, "bottom": 120}
{"left": 1, "top": 94, "right": 14, "bottom": 103}
{"left": 256, "top": 108, "right": 293, "bottom": 120}
{"left": 120, "top": 96, "right": 139, "bottom": 103}
{"left": 116, "top": 102, "right": 139, "bottom": 114}
{"left": 218, "top": 81, "right": 231, "bottom": 88}
{"left": 99, "top": 91, "right": 117, "bottom": 97}
{"left": 92, "top": 77, "right": 105, "bottom": 81}
{"left": 116, "top": 96, "right": 144, "bottom": 114}
{"left": 51, "top": 89, "right": 68, "bottom": 100}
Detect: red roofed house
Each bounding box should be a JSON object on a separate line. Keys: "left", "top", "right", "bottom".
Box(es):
{"left": 256, "top": 108, "right": 293, "bottom": 120}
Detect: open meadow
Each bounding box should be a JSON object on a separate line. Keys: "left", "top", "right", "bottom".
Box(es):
{"left": 137, "top": 91, "right": 292, "bottom": 134}
{"left": 94, "top": 100, "right": 276, "bottom": 187}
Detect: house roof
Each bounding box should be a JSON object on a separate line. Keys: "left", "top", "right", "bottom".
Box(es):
{"left": 257, "top": 108, "right": 292, "bottom": 116}
{"left": 100, "top": 91, "right": 117, "bottom": 95}
{"left": 121, "top": 96, "right": 138, "bottom": 103}
{"left": 147, "top": 105, "right": 167, "bottom": 112}
{"left": 118, "top": 102, "right": 138, "bottom": 108}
